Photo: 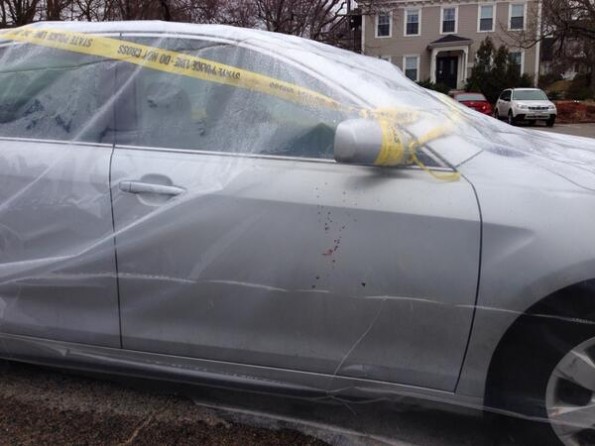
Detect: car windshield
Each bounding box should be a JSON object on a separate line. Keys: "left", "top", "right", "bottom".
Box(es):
{"left": 456, "top": 94, "right": 486, "bottom": 101}
{"left": 513, "top": 89, "right": 548, "bottom": 100}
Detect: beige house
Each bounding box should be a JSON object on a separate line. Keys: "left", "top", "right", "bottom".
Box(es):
{"left": 362, "top": 0, "right": 541, "bottom": 90}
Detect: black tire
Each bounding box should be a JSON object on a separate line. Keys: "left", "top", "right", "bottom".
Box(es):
{"left": 547, "top": 117, "right": 556, "bottom": 127}
{"left": 493, "top": 108, "right": 500, "bottom": 120}
{"left": 485, "top": 282, "right": 595, "bottom": 445}
{"left": 507, "top": 111, "right": 516, "bottom": 126}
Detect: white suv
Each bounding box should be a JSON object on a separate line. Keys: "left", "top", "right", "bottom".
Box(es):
{"left": 494, "top": 88, "right": 557, "bottom": 127}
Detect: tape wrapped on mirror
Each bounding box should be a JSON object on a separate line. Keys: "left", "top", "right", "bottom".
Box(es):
{"left": 334, "top": 118, "right": 413, "bottom": 167}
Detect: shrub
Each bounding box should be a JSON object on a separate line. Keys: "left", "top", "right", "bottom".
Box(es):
{"left": 566, "top": 74, "right": 594, "bottom": 100}
{"left": 417, "top": 79, "right": 451, "bottom": 95}
{"left": 539, "top": 73, "right": 563, "bottom": 89}
{"left": 466, "top": 37, "right": 535, "bottom": 103}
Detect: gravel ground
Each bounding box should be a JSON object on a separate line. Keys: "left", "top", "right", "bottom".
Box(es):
{"left": 0, "top": 358, "right": 531, "bottom": 446}
{"left": 0, "top": 361, "right": 329, "bottom": 446}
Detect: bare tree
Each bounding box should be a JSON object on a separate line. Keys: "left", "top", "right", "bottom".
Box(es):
{"left": 42, "top": 0, "right": 72, "bottom": 20}
{"left": 503, "top": 0, "right": 595, "bottom": 92}
{"left": 249, "top": 0, "right": 345, "bottom": 43}
{"left": 0, "top": 0, "right": 359, "bottom": 50}
{"left": 2, "top": 0, "right": 41, "bottom": 26}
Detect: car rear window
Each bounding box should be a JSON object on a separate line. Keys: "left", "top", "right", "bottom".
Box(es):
{"left": 456, "top": 94, "right": 486, "bottom": 101}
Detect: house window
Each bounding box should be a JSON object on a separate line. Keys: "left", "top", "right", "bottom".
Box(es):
{"left": 403, "top": 55, "right": 419, "bottom": 81}
{"left": 510, "top": 51, "right": 523, "bottom": 74}
{"left": 510, "top": 4, "right": 525, "bottom": 30}
{"left": 379, "top": 55, "right": 392, "bottom": 63}
{"left": 405, "top": 9, "right": 420, "bottom": 36}
{"left": 442, "top": 7, "right": 457, "bottom": 33}
{"left": 479, "top": 5, "right": 494, "bottom": 32}
{"left": 376, "top": 12, "right": 392, "bottom": 38}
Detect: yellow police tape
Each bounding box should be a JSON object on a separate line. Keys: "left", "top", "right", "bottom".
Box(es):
{"left": 0, "top": 26, "right": 460, "bottom": 179}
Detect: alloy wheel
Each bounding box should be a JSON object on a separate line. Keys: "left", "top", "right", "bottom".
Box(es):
{"left": 546, "top": 336, "right": 595, "bottom": 446}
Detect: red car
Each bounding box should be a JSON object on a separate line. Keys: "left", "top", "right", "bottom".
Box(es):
{"left": 454, "top": 92, "right": 493, "bottom": 115}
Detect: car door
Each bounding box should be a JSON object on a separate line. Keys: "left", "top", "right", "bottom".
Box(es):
{"left": 498, "top": 90, "right": 511, "bottom": 116}
{"left": 0, "top": 38, "right": 120, "bottom": 347}
{"left": 110, "top": 35, "right": 481, "bottom": 391}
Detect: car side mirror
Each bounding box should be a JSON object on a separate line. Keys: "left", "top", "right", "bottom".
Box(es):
{"left": 334, "top": 118, "right": 410, "bottom": 167}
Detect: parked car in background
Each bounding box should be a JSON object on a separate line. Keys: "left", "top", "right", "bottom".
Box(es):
{"left": 1, "top": 22, "right": 594, "bottom": 446}
{"left": 454, "top": 92, "right": 492, "bottom": 116}
{"left": 494, "top": 88, "right": 557, "bottom": 127}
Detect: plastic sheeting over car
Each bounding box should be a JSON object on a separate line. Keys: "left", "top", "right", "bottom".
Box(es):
{"left": 0, "top": 21, "right": 594, "bottom": 446}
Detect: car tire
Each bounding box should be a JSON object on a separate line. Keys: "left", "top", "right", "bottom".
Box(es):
{"left": 493, "top": 108, "right": 500, "bottom": 120}
{"left": 547, "top": 117, "right": 556, "bottom": 127}
{"left": 485, "top": 283, "right": 595, "bottom": 446}
{"left": 507, "top": 111, "right": 516, "bottom": 126}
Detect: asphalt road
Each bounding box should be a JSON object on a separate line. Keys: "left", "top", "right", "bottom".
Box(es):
{"left": 527, "top": 122, "right": 595, "bottom": 139}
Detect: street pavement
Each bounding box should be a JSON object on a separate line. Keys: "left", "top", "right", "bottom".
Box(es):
{"left": 528, "top": 122, "right": 595, "bottom": 139}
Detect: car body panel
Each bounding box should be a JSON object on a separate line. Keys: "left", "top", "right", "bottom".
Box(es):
{"left": 457, "top": 100, "right": 492, "bottom": 115}
{"left": 111, "top": 147, "right": 481, "bottom": 392}
{"left": 0, "top": 138, "right": 120, "bottom": 347}
{"left": 454, "top": 94, "right": 492, "bottom": 116}
{"left": 456, "top": 132, "right": 595, "bottom": 396}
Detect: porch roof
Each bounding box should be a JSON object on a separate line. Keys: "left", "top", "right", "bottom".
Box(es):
{"left": 428, "top": 34, "right": 473, "bottom": 50}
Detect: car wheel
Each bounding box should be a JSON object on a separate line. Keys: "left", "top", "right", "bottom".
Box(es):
{"left": 547, "top": 117, "right": 556, "bottom": 127}
{"left": 507, "top": 111, "right": 516, "bottom": 126}
{"left": 485, "top": 283, "right": 595, "bottom": 446}
{"left": 493, "top": 108, "right": 500, "bottom": 120}
{"left": 546, "top": 336, "right": 595, "bottom": 446}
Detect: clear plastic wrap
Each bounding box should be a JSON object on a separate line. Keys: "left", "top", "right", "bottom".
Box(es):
{"left": 0, "top": 22, "right": 594, "bottom": 446}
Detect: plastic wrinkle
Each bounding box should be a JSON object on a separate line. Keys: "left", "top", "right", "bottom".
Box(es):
{"left": 331, "top": 299, "right": 387, "bottom": 379}
{"left": 459, "top": 304, "right": 595, "bottom": 326}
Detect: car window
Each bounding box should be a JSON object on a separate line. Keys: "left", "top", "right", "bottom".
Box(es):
{"left": 0, "top": 42, "right": 115, "bottom": 143}
{"left": 513, "top": 89, "right": 548, "bottom": 101}
{"left": 456, "top": 94, "right": 485, "bottom": 101}
{"left": 116, "top": 37, "right": 352, "bottom": 159}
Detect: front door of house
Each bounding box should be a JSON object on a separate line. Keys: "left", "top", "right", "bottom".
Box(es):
{"left": 436, "top": 56, "right": 458, "bottom": 89}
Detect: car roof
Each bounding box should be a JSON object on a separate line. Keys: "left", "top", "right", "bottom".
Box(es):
{"left": 17, "top": 20, "right": 341, "bottom": 57}
{"left": 5, "top": 20, "right": 398, "bottom": 104}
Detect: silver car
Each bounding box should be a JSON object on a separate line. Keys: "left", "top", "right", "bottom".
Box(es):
{"left": 0, "top": 22, "right": 594, "bottom": 446}
{"left": 494, "top": 88, "right": 558, "bottom": 127}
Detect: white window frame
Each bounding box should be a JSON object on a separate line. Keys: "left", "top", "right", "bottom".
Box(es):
{"left": 375, "top": 11, "right": 392, "bottom": 38}
{"left": 509, "top": 50, "right": 525, "bottom": 74}
{"left": 379, "top": 55, "right": 393, "bottom": 63}
{"left": 440, "top": 6, "right": 458, "bottom": 35}
{"left": 404, "top": 8, "right": 422, "bottom": 37}
{"left": 508, "top": 3, "right": 526, "bottom": 31}
{"left": 402, "top": 54, "right": 420, "bottom": 82}
{"left": 477, "top": 4, "right": 496, "bottom": 33}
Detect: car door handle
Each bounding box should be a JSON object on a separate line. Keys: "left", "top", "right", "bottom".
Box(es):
{"left": 119, "top": 181, "right": 185, "bottom": 196}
